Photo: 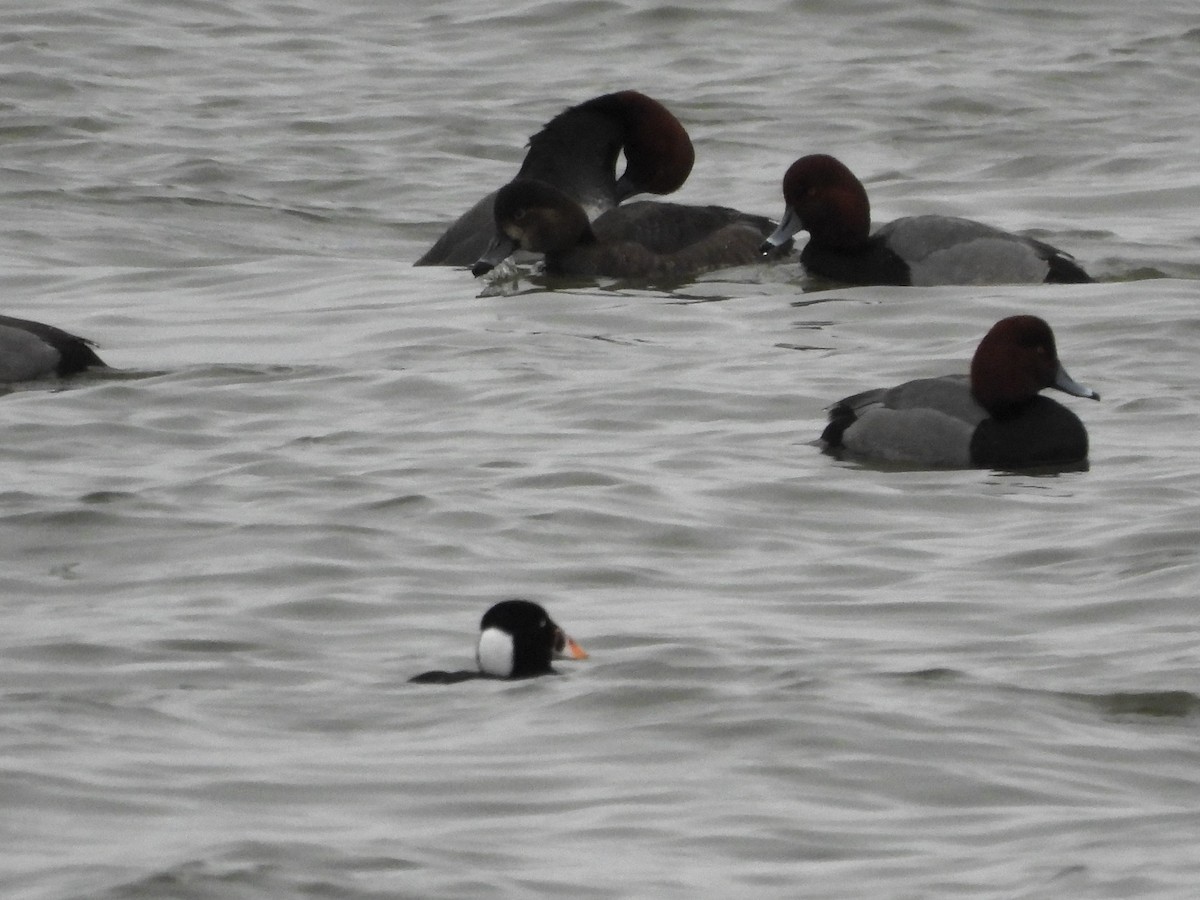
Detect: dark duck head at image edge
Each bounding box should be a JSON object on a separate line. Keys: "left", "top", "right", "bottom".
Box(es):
{"left": 821, "top": 315, "right": 1100, "bottom": 470}
{"left": 410, "top": 600, "right": 589, "bottom": 685}
{"left": 760, "top": 154, "right": 1092, "bottom": 286}
{"left": 0, "top": 315, "right": 107, "bottom": 383}
{"left": 414, "top": 90, "right": 695, "bottom": 267}
{"left": 471, "top": 178, "right": 784, "bottom": 280}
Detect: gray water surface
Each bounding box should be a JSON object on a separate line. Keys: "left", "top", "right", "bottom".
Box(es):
{"left": 3, "top": 2, "right": 1200, "bottom": 898}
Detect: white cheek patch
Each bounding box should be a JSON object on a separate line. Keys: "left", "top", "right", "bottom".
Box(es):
{"left": 476, "top": 627, "right": 514, "bottom": 678}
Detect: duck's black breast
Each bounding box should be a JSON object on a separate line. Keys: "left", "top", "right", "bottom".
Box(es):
{"left": 799, "top": 236, "right": 911, "bottom": 286}
{"left": 970, "top": 396, "right": 1089, "bottom": 468}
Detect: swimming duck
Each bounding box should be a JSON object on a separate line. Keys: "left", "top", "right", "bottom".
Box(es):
{"left": 0, "top": 315, "right": 106, "bottom": 383}
{"left": 415, "top": 91, "right": 695, "bottom": 267}
{"left": 471, "top": 178, "right": 780, "bottom": 280}
{"left": 760, "top": 154, "right": 1092, "bottom": 286}
{"left": 821, "top": 315, "right": 1099, "bottom": 469}
{"left": 409, "top": 599, "right": 589, "bottom": 684}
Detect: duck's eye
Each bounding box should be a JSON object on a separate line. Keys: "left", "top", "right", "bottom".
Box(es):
{"left": 513, "top": 208, "right": 528, "bottom": 222}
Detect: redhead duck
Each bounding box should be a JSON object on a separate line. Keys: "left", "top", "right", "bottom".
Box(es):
{"left": 821, "top": 316, "right": 1099, "bottom": 469}
{"left": 410, "top": 600, "right": 589, "bottom": 684}
{"left": 761, "top": 155, "right": 1092, "bottom": 286}
{"left": 0, "top": 315, "right": 106, "bottom": 383}
{"left": 415, "top": 91, "right": 694, "bottom": 267}
{"left": 471, "top": 178, "right": 781, "bottom": 280}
